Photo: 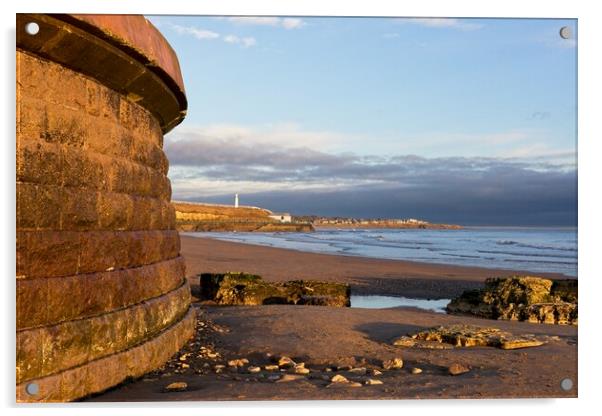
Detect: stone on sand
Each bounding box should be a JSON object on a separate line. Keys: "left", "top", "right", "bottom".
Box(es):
{"left": 448, "top": 363, "right": 470, "bottom": 376}
{"left": 382, "top": 358, "right": 403, "bottom": 370}
{"left": 164, "top": 382, "right": 188, "bottom": 392}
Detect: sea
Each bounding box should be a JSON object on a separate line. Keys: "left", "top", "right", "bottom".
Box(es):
{"left": 183, "top": 227, "right": 577, "bottom": 278}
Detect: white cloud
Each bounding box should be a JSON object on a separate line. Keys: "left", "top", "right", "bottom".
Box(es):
{"left": 167, "top": 23, "right": 256, "bottom": 47}
{"left": 402, "top": 18, "right": 484, "bottom": 31}
{"left": 169, "top": 23, "right": 220, "bottom": 40}
{"left": 225, "top": 16, "right": 306, "bottom": 30}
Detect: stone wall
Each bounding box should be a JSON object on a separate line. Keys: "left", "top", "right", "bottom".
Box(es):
{"left": 16, "top": 14, "right": 194, "bottom": 402}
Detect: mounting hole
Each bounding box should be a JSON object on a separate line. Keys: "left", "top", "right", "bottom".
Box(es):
{"left": 560, "top": 378, "right": 573, "bottom": 391}
{"left": 25, "top": 22, "right": 40, "bottom": 36}
{"left": 25, "top": 382, "right": 39, "bottom": 396}
{"left": 559, "top": 26, "right": 572, "bottom": 40}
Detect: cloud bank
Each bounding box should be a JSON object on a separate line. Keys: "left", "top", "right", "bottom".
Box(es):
{"left": 164, "top": 127, "right": 576, "bottom": 226}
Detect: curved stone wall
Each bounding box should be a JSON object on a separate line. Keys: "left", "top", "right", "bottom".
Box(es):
{"left": 16, "top": 14, "right": 194, "bottom": 402}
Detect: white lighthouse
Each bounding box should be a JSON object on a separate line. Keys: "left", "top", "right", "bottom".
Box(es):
{"left": 234, "top": 193, "right": 239, "bottom": 208}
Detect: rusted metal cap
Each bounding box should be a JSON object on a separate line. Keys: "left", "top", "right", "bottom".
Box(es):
{"left": 16, "top": 14, "right": 187, "bottom": 133}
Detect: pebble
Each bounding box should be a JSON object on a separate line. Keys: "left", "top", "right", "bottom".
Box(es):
{"left": 179, "top": 354, "right": 189, "bottom": 361}
{"left": 372, "top": 369, "right": 383, "bottom": 376}
{"left": 278, "top": 356, "right": 296, "bottom": 368}
{"left": 411, "top": 367, "right": 423, "bottom": 375}
{"left": 264, "top": 365, "right": 279, "bottom": 371}
{"left": 276, "top": 374, "right": 305, "bottom": 383}
{"left": 448, "top": 363, "right": 470, "bottom": 376}
{"left": 330, "top": 374, "right": 349, "bottom": 383}
{"left": 180, "top": 363, "right": 190, "bottom": 369}
{"left": 365, "top": 379, "right": 384, "bottom": 385}
{"left": 164, "top": 382, "right": 187, "bottom": 392}
{"left": 247, "top": 366, "right": 261, "bottom": 373}
{"left": 382, "top": 358, "right": 403, "bottom": 370}
{"left": 267, "top": 375, "right": 281, "bottom": 382}
{"left": 349, "top": 367, "right": 367, "bottom": 375}
{"left": 295, "top": 366, "right": 310, "bottom": 375}
{"left": 228, "top": 358, "right": 249, "bottom": 367}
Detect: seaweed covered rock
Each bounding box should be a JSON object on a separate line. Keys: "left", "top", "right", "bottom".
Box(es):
{"left": 199, "top": 272, "right": 350, "bottom": 307}
{"left": 446, "top": 276, "right": 577, "bottom": 325}
{"left": 393, "top": 324, "right": 546, "bottom": 350}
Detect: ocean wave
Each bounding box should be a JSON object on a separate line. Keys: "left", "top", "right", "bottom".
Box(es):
{"left": 495, "top": 240, "right": 577, "bottom": 252}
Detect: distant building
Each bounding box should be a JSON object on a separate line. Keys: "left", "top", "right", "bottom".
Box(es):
{"left": 269, "top": 212, "right": 292, "bottom": 223}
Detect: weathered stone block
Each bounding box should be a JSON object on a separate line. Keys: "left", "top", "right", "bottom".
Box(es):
{"left": 26, "top": 230, "right": 80, "bottom": 278}
{"left": 199, "top": 272, "right": 350, "bottom": 307}
{"left": 60, "top": 187, "right": 99, "bottom": 230}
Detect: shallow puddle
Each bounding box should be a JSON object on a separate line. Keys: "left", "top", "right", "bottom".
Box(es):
{"left": 350, "top": 295, "right": 450, "bottom": 313}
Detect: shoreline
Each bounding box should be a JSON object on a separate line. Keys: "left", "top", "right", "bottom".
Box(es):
{"left": 180, "top": 235, "right": 574, "bottom": 300}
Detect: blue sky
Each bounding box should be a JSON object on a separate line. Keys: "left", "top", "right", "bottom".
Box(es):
{"left": 147, "top": 16, "right": 577, "bottom": 225}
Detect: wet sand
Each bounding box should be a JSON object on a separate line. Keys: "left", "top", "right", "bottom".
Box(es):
{"left": 179, "top": 235, "right": 572, "bottom": 299}
{"left": 87, "top": 236, "right": 577, "bottom": 401}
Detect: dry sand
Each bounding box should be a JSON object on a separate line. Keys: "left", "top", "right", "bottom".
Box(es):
{"left": 87, "top": 236, "right": 577, "bottom": 401}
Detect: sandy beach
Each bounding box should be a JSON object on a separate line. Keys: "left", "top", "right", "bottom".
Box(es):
{"left": 88, "top": 236, "right": 577, "bottom": 401}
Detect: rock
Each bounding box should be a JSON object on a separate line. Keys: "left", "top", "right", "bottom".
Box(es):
{"left": 447, "top": 276, "right": 577, "bottom": 325}
{"left": 247, "top": 366, "right": 261, "bottom": 373}
{"left": 448, "top": 363, "right": 470, "bottom": 376}
{"left": 327, "top": 381, "right": 362, "bottom": 388}
{"left": 392, "top": 337, "right": 416, "bottom": 347}
{"left": 164, "top": 382, "right": 188, "bottom": 392}
{"left": 278, "top": 356, "right": 296, "bottom": 368}
{"left": 411, "top": 367, "right": 423, "bottom": 374}
{"left": 337, "top": 365, "right": 353, "bottom": 371}
{"left": 267, "top": 375, "right": 281, "bottom": 382}
{"left": 348, "top": 367, "right": 367, "bottom": 375}
{"left": 330, "top": 374, "right": 349, "bottom": 383}
{"left": 227, "top": 358, "right": 248, "bottom": 367}
{"left": 179, "top": 354, "right": 189, "bottom": 361}
{"left": 214, "top": 364, "right": 225, "bottom": 372}
{"left": 365, "top": 379, "right": 384, "bottom": 385}
{"left": 180, "top": 363, "right": 189, "bottom": 369}
{"left": 382, "top": 358, "right": 403, "bottom": 370}
{"left": 276, "top": 374, "right": 305, "bottom": 383}
{"left": 499, "top": 338, "right": 545, "bottom": 350}
{"left": 399, "top": 324, "right": 546, "bottom": 350}
{"left": 199, "top": 273, "right": 350, "bottom": 306}
{"left": 264, "top": 365, "right": 279, "bottom": 371}
{"left": 294, "top": 365, "right": 310, "bottom": 375}
{"left": 371, "top": 369, "right": 383, "bottom": 376}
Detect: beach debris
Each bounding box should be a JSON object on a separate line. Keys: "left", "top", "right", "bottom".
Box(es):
{"left": 278, "top": 356, "right": 296, "bottom": 368}
{"left": 382, "top": 358, "right": 403, "bottom": 370}
{"left": 348, "top": 367, "right": 367, "bottom": 375}
{"left": 247, "top": 366, "right": 261, "bottom": 373}
{"left": 411, "top": 367, "right": 423, "bottom": 375}
{"left": 198, "top": 273, "right": 350, "bottom": 307}
{"left": 447, "top": 276, "right": 577, "bottom": 325}
{"left": 448, "top": 363, "right": 470, "bottom": 376}
{"left": 276, "top": 374, "right": 306, "bottom": 383}
{"left": 365, "top": 379, "right": 384, "bottom": 385}
{"left": 264, "top": 364, "right": 279, "bottom": 371}
{"left": 393, "top": 324, "right": 546, "bottom": 350}
{"left": 164, "top": 382, "right": 188, "bottom": 392}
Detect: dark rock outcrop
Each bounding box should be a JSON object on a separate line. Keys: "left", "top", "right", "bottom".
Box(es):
{"left": 446, "top": 276, "right": 577, "bottom": 325}
{"left": 199, "top": 272, "right": 350, "bottom": 307}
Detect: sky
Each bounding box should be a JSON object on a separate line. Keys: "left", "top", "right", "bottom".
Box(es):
{"left": 147, "top": 16, "right": 577, "bottom": 226}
